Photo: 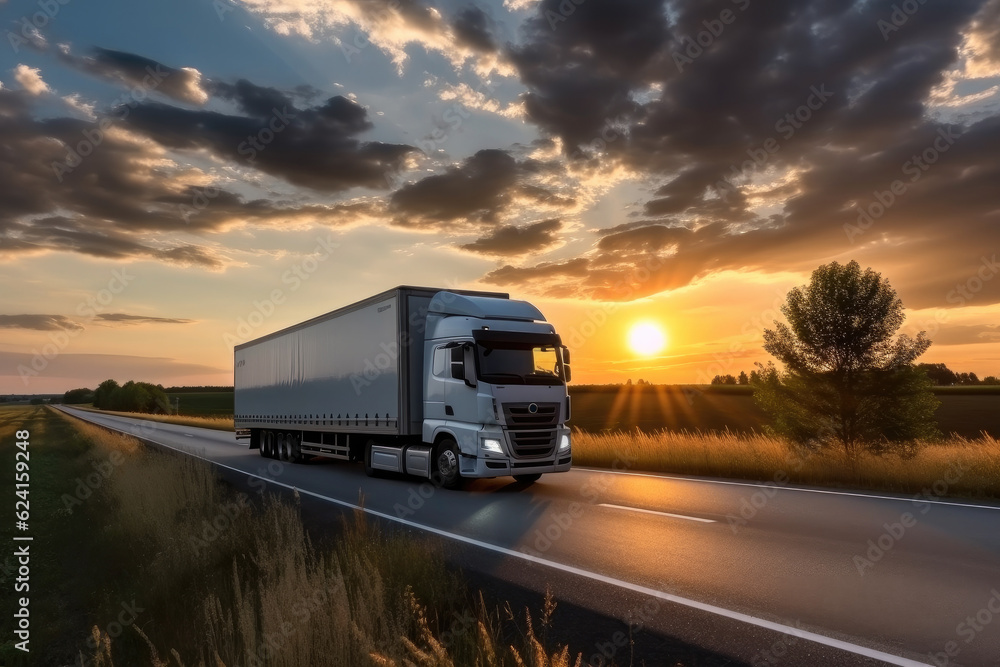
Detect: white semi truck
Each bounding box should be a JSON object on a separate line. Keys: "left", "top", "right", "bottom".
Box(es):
{"left": 234, "top": 286, "right": 572, "bottom": 487}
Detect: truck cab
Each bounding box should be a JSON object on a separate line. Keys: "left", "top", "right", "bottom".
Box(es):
{"left": 421, "top": 292, "right": 573, "bottom": 487}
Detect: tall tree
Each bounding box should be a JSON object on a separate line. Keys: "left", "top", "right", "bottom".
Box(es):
{"left": 753, "top": 261, "right": 939, "bottom": 455}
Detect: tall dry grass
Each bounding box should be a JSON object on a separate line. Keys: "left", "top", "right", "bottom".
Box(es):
{"left": 572, "top": 427, "right": 1000, "bottom": 498}
{"left": 70, "top": 405, "right": 235, "bottom": 431}
{"left": 55, "top": 409, "right": 596, "bottom": 667}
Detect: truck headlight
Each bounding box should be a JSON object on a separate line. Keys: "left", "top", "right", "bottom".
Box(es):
{"left": 558, "top": 434, "right": 571, "bottom": 452}
{"left": 482, "top": 438, "right": 503, "bottom": 454}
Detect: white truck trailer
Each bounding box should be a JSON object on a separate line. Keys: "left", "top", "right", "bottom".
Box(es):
{"left": 234, "top": 286, "right": 572, "bottom": 487}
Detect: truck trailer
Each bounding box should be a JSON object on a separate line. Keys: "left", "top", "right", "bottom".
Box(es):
{"left": 234, "top": 286, "right": 572, "bottom": 487}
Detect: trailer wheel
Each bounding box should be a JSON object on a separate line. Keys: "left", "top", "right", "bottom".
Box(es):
{"left": 434, "top": 438, "right": 463, "bottom": 490}
{"left": 513, "top": 473, "right": 542, "bottom": 484}
{"left": 260, "top": 431, "right": 273, "bottom": 458}
{"left": 289, "top": 432, "right": 304, "bottom": 464}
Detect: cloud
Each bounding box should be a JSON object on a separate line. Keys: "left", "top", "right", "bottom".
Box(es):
{"left": 94, "top": 313, "right": 196, "bottom": 326}
{"left": 928, "top": 324, "right": 1000, "bottom": 346}
{"left": 390, "top": 149, "right": 572, "bottom": 229}
{"left": 460, "top": 218, "right": 562, "bottom": 256}
{"left": 58, "top": 47, "right": 210, "bottom": 104}
{"left": 0, "top": 314, "right": 83, "bottom": 331}
{"left": 12, "top": 64, "right": 50, "bottom": 95}
{"left": 0, "top": 72, "right": 414, "bottom": 265}
{"left": 481, "top": 0, "right": 1000, "bottom": 308}
{"left": 0, "top": 351, "right": 225, "bottom": 382}
{"left": 233, "top": 0, "right": 509, "bottom": 74}
{"left": 120, "top": 84, "right": 415, "bottom": 192}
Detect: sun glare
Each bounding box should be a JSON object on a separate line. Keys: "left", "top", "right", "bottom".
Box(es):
{"left": 628, "top": 322, "right": 667, "bottom": 356}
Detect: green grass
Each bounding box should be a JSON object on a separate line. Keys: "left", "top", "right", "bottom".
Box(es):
{"left": 165, "top": 391, "right": 235, "bottom": 416}
{"left": 0, "top": 406, "right": 136, "bottom": 666}
{"left": 38, "top": 407, "right": 618, "bottom": 667}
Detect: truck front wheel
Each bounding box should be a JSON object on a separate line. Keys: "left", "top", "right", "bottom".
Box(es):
{"left": 434, "top": 438, "right": 463, "bottom": 490}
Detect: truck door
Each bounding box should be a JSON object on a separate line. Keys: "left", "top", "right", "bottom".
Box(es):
{"left": 444, "top": 344, "right": 478, "bottom": 422}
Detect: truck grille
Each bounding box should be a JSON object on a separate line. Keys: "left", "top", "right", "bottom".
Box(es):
{"left": 503, "top": 402, "right": 559, "bottom": 458}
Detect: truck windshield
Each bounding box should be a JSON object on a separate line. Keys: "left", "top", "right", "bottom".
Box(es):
{"left": 476, "top": 343, "right": 565, "bottom": 385}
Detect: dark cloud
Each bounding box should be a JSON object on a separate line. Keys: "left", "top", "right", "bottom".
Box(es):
{"left": 58, "top": 47, "right": 209, "bottom": 104}
{"left": 0, "top": 80, "right": 395, "bottom": 265}
{"left": 121, "top": 87, "right": 413, "bottom": 192}
{"left": 460, "top": 219, "right": 562, "bottom": 256}
{"left": 0, "top": 315, "right": 83, "bottom": 331}
{"left": 488, "top": 0, "right": 1000, "bottom": 307}
{"left": 452, "top": 6, "right": 497, "bottom": 52}
{"left": 94, "top": 313, "right": 195, "bottom": 326}
{"left": 390, "top": 149, "right": 569, "bottom": 227}
{"left": 211, "top": 79, "right": 295, "bottom": 116}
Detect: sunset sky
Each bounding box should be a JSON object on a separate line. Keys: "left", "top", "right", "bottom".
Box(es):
{"left": 2, "top": 0, "right": 1000, "bottom": 394}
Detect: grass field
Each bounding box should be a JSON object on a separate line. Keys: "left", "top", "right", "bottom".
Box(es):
{"left": 148, "top": 386, "right": 1000, "bottom": 438}
{"left": 3, "top": 406, "right": 605, "bottom": 666}
{"left": 569, "top": 385, "right": 1000, "bottom": 438}
{"left": 165, "top": 391, "right": 235, "bottom": 416}
{"left": 572, "top": 428, "right": 1000, "bottom": 500}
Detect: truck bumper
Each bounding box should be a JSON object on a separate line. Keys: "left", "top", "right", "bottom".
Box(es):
{"left": 466, "top": 452, "right": 573, "bottom": 478}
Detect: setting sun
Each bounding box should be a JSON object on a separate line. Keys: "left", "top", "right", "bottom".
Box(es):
{"left": 628, "top": 322, "right": 668, "bottom": 356}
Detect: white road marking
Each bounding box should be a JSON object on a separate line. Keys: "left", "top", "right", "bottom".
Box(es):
{"left": 58, "top": 406, "right": 934, "bottom": 667}
{"left": 574, "top": 466, "right": 1000, "bottom": 511}
{"left": 598, "top": 502, "right": 715, "bottom": 523}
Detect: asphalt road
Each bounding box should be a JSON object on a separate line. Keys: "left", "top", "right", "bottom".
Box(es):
{"left": 57, "top": 406, "right": 1000, "bottom": 667}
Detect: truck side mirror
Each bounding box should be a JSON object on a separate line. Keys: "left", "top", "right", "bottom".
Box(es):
{"left": 450, "top": 346, "right": 465, "bottom": 380}
{"left": 562, "top": 347, "right": 571, "bottom": 365}
{"left": 450, "top": 345, "right": 477, "bottom": 388}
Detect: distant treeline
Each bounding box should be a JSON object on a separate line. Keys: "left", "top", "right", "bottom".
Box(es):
{"left": 707, "top": 362, "right": 998, "bottom": 387}
{"left": 162, "top": 385, "right": 234, "bottom": 393}
{"left": 63, "top": 380, "right": 172, "bottom": 414}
